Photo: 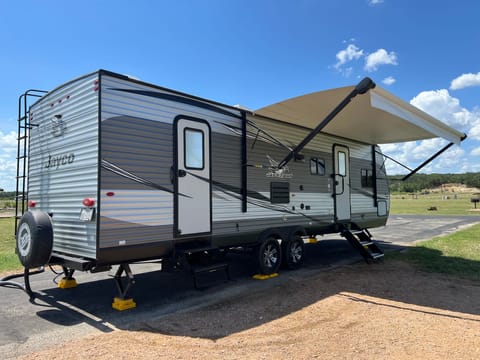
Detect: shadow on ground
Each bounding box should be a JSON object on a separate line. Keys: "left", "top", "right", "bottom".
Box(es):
{"left": 25, "top": 237, "right": 480, "bottom": 340}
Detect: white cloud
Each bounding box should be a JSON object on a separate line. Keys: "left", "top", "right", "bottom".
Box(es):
{"left": 380, "top": 89, "right": 480, "bottom": 175}
{"left": 368, "top": 0, "right": 384, "bottom": 5}
{"left": 410, "top": 89, "right": 479, "bottom": 132}
{"left": 382, "top": 76, "right": 396, "bottom": 86}
{"left": 342, "top": 38, "right": 357, "bottom": 44}
{"left": 0, "top": 130, "right": 17, "bottom": 147}
{"left": 0, "top": 130, "right": 18, "bottom": 191}
{"left": 450, "top": 72, "right": 480, "bottom": 90}
{"left": 381, "top": 139, "right": 468, "bottom": 175}
{"left": 470, "top": 121, "right": 480, "bottom": 141}
{"left": 334, "top": 44, "right": 364, "bottom": 70}
{"left": 364, "top": 49, "right": 398, "bottom": 72}
{"left": 470, "top": 147, "right": 480, "bottom": 156}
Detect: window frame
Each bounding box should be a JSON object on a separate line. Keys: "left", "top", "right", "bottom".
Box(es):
{"left": 361, "top": 168, "right": 374, "bottom": 188}
{"left": 310, "top": 157, "right": 326, "bottom": 176}
{"left": 183, "top": 127, "right": 205, "bottom": 170}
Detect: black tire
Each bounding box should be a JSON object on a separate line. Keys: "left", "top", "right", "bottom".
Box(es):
{"left": 282, "top": 235, "right": 305, "bottom": 270}
{"left": 16, "top": 211, "right": 53, "bottom": 268}
{"left": 255, "top": 237, "right": 281, "bottom": 275}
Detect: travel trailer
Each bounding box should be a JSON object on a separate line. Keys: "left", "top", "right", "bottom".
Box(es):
{"left": 15, "top": 70, "right": 466, "bottom": 308}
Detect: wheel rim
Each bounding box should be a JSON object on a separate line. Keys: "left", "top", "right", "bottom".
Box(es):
{"left": 289, "top": 240, "right": 303, "bottom": 263}
{"left": 262, "top": 243, "right": 278, "bottom": 268}
{"left": 17, "top": 223, "right": 32, "bottom": 257}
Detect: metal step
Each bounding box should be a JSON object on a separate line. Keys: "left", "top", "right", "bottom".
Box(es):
{"left": 341, "top": 224, "right": 384, "bottom": 263}
{"left": 371, "top": 252, "right": 385, "bottom": 260}
{"left": 360, "top": 241, "right": 374, "bottom": 247}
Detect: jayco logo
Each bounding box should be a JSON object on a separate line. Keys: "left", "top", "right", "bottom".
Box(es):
{"left": 45, "top": 153, "right": 75, "bottom": 170}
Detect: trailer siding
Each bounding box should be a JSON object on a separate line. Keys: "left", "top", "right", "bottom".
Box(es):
{"left": 99, "top": 74, "right": 244, "bottom": 251}
{"left": 246, "top": 115, "right": 388, "bottom": 229}
{"left": 28, "top": 73, "right": 99, "bottom": 259}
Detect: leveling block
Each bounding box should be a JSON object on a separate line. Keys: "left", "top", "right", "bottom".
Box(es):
{"left": 57, "top": 278, "right": 78, "bottom": 289}
{"left": 112, "top": 297, "right": 137, "bottom": 311}
{"left": 252, "top": 273, "right": 279, "bottom": 280}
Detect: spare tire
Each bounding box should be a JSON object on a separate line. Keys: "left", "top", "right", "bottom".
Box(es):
{"left": 16, "top": 211, "right": 53, "bottom": 268}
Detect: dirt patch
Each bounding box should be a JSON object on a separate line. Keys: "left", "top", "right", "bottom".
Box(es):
{"left": 429, "top": 183, "right": 480, "bottom": 194}
{"left": 18, "top": 260, "right": 480, "bottom": 359}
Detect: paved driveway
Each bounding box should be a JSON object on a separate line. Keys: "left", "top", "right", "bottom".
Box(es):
{"left": 1, "top": 215, "right": 479, "bottom": 358}
{"left": 372, "top": 214, "right": 479, "bottom": 244}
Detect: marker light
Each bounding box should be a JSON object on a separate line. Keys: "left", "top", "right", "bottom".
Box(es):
{"left": 82, "top": 198, "right": 95, "bottom": 207}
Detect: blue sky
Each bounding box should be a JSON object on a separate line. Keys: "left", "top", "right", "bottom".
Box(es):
{"left": 1, "top": 0, "right": 479, "bottom": 190}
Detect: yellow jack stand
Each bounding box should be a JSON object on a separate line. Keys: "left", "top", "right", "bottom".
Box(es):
{"left": 252, "top": 273, "right": 279, "bottom": 280}
{"left": 112, "top": 297, "right": 137, "bottom": 311}
{"left": 58, "top": 278, "right": 78, "bottom": 289}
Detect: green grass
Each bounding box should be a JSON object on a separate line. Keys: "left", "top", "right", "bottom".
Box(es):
{"left": 0, "top": 217, "right": 21, "bottom": 273}
{"left": 390, "top": 192, "right": 480, "bottom": 216}
{"left": 388, "top": 223, "right": 480, "bottom": 281}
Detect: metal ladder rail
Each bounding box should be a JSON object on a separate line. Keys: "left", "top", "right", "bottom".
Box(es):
{"left": 15, "top": 90, "right": 47, "bottom": 234}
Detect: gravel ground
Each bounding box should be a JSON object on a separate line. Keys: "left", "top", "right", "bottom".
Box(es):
{"left": 18, "top": 260, "right": 480, "bottom": 360}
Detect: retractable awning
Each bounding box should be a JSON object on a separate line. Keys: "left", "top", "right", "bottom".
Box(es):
{"left": 254, "top": 84, "right": 466, "bottom": 145}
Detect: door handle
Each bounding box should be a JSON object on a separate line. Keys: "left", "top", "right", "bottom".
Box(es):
{"left": 178, "top": 169, "right": 187, "bottom": 177}
{"left": 334, "top": 174, "right": 345, "bottom": 195}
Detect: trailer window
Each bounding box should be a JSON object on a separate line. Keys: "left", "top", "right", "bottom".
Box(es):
{"left": 337, "top": 151, "right": 346, "bottom": 176}
{"left": 361, "top": 169, "right": 373, "bottom": 188}
{"left": 310, "top": 158, "right": 325, "bottom": 176}
{"left": 184, "top": 128, "right": 204, "bottom": 169}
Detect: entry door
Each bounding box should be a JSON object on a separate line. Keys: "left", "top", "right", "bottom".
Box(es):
{"left": 175, "top": 117, "right": 211, "bottom": 236}
{"left": 333, "top": 145, "right": 351, "bottom": 222}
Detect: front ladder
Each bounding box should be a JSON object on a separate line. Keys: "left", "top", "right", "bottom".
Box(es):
{"left": 15, "top": 90, "right": 47, "bottom": 234}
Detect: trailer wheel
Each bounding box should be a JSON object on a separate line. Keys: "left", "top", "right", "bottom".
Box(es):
{"left": 255, "top": 237, "right": 281, "bottom": 275}
{"left": 16, "top": 211, "right": 53, "bottom": 268}
{"left": 282, "top": 235, "right": 305, "bottom": 270}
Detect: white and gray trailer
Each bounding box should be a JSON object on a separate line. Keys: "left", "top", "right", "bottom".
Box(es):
{"left": 15, "top": 70, "right": 466, "bottom": 305}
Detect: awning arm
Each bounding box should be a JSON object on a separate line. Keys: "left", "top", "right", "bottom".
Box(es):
{"left": 277, "top": 77, "right": 376, "bottom": 169}
{"left": 402, "top": 142, "right": 455, "bottom": 181}
{"left": 375, "top": 150, "right": 413, "bottom": 172}
{"left": 402, "top": 132, "right": 467, "bottom": 181}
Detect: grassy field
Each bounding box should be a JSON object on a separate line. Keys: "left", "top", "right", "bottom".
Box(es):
{"left": 388, "top": 223, "right": 480, "bottom": 281}
{"left": 390, "top": 192, "right": 480, "bottom": 216}
{"left": 0, "top": 217, "right": 21, "bottom": 273}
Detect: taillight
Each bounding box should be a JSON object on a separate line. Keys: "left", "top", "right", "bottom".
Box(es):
{"left": 28, "top": 200, "right": 36, "bottom": 208}
{"left": 82, "top": 198, "right": 95, "bottom": 207}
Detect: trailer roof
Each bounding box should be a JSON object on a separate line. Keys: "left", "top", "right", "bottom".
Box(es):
{"left": 254, "top": 85, "right": 466, "bottom": 145}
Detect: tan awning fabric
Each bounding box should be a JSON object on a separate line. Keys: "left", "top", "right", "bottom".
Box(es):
{"left": 254, "top": 85, "right": 465, "bottom": 145}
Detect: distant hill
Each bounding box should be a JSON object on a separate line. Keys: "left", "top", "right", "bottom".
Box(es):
{"left": 388, "top": 173, "right": 480, "bottom": 193}
{"left": 0, "top": 191, "right": 15, "bottom": 199}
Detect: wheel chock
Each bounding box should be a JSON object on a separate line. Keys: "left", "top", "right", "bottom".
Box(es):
{"left": 252, "top": 273, "right": 279, "bottom": 280}
{"left": 58, "top": 278, "right": 78, "bottom": 289}
{"left": 112, "top": 297, "right": 136, "bottom": 311}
